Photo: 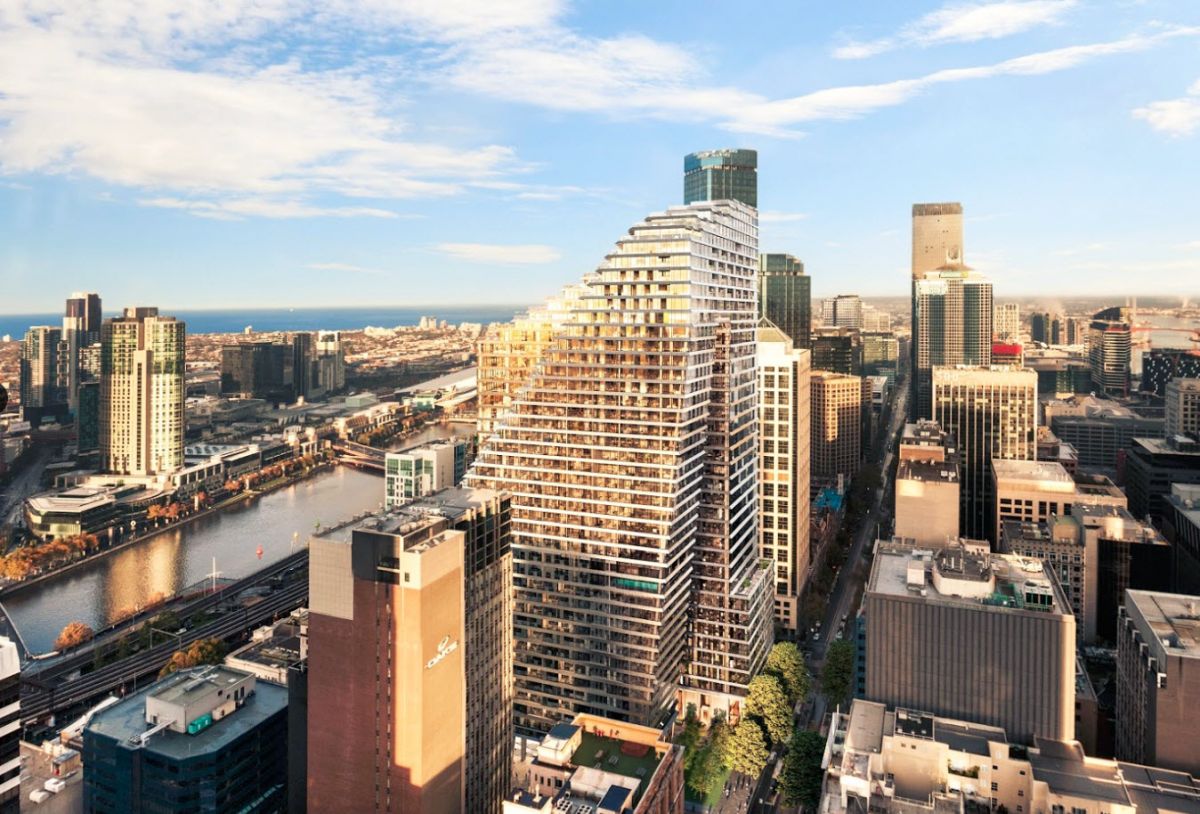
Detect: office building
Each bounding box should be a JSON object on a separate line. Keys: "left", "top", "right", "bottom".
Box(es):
{"left": 1168, "top": 483, "right": 1200, "bottom": 595}
{"left": 861, "top": 331, "right": 899, "bottom": 380}
{"left": 756, "top": 322, "right": 812, "bottom": 633}
{"left": 83, "top": 666, "right": 287, "bottom": 813}
{"left": 758, "top": 253, "right": 811, "bottom": 348}
{"left": 65, "top": 291, "right": 103, "bottom": 342}
{"left": 894, "top": 421, "right": 960, "bottom": 547}
{"left": 19, "top": 325, "right": 64, "bottom": 423}
{"left": 220, "top": 340, "right": 296, "bottom": 402}
{"left": 314, "top": 330, "right": 345, "bottom": 394}
{"left": 1030, "top": 357, "right": 1093, "bottom": 398}
{"left": 0, "top": 639, "right": 17, "bottom": 814}
{"left": 822, "top": 698, "right": 1200, "bottom": 814}
{"left": 994, "top": 302, "right": 1020, "bottom": 342}
{"left": 506, "top": 714, "right": 684, "bottom": 814}
{"left": 308, "top": 487, "right": 512, "bottom": 813}
{"left": 810, "top": 370, "right": 863, "bottom": 481}
{"left": 682, "top": 148, "right": 757, "bottom": 207}
{"left": 991, "top": 459, "right": 1126, "bottom": 543}
{"left": 1116, "top": 590, "right": 1200, "bottom": 775}
{"left": 77, "top": 379, "right": 100, "bottom": 453}
{"left": 1166, "top": 377, "right": 1200, "bottom": 437}
{"left": 1142, "top": 348, "right": 1200, "bottom": 396}
{"left": 468, "top": 202, "right": 772, "bottom": 731}
{"left": 1088, "top": 307, "right": 1132, "bottom": 397}
{"left": 385, "top": 438, "right": 469, "bottom": 506}
{"left": 911, "top": 202, "right": 963, "bottom": 278}
{"left": 99, "top": 307, "right": 186, "bottom": 476}
{"left": 864, "top": 541, "right": 1076, "bottom": 743}
{"left": 290, "top": 332, "right": 313, "bottom": 401}
{"left": 860, "top": 306, "right": 891, "bottom": 333}
{"left": 476, "top": 282, "right": 588, "bottom": 441}
{"left": 912, "top": 266, "right": 993, "bottom": 420}
{"left": 932, "top": 366, "right": 1037, "bottom": 541}
{"left": 811, "top": 326, "right": 863, "bottom": 375}
{"left": 1125, "top": 433, "right": 1200, "bottom": 521}
{"left": 1045, "top": 395, "right": 1163, "bottom": 471}
{"left": 822, "top": 295, "right": 864, "bottom": 330}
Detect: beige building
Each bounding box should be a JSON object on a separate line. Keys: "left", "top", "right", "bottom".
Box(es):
{"left": 757, "top": 321, "right": 813, "bottom": 633}
{"left": 864, "top": 541, "right": 1076, "bottom": 744}
{"left": 992, "top": 458, "right": 1126, "bottom": 543}
{"left": 894, "top": 421, "right": 960, "bottom": 547}
{"left": 932, "top": 366, "right": 1037, "bottom": 541}
{"left": 1167, "top": 377, "right": 1200, "bottom": 438}
{"left": 811, "top": 370, "right": 862, "bottom": 481}
{"left": 506, "top": 713, "right": 684, "bottom": 814}
{"left": 1116, "top": 590, "right": 1200, "bottom": 776}
{"left": 822, "top": 699, "right": 1200, "bottom": 814}
{"left": 99, "top": 307, "right": 185, "bottom": 476}
{"left": 911, "top": 202, "right": 964, "bottom": 278}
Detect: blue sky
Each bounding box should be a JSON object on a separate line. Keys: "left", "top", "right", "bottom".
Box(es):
{"left": 1, "top": 0, "right": 1198, "bottom": 313}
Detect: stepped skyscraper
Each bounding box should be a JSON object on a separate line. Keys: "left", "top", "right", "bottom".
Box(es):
{"left": 469, "top": 200, "right": 772, "bottom": 732}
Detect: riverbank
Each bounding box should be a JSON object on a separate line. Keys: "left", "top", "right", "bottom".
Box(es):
{"left": 0, "top": 460, "right": 339, "bottom": 600}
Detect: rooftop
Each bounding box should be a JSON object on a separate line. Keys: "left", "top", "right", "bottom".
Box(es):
{"left": 319, "top": 486, "right": 502, "bottom": 543}
{"left": 991, "top": 458, "right": 1075, "bottom": 488}
{"left": 1126, "top": 590, "right": 1200, "bottom": 659}
{"left": 897, "top": 458, "right": 958, "bottom": 484}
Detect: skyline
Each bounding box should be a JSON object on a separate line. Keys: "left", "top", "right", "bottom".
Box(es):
{"left": 1, "top": 1, "right": 1199, "bottom": 311}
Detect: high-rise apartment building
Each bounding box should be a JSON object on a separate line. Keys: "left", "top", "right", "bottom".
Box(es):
{"left": 65, "top": 291, "right": 103, "bottom": 343}
{"left": 1088, "top": 307, "right": 1132, "bottom": 397}
{"left": 822, "top": 295, "right": 863, "bottom": 330}
{"left": 1166, "top": 377, "right": 1200, "bottom": 437}
{"left": 993, "top": 302, "right": 1020, "bottom": 342}
{"left": 1116, "top": 590, "right": 1200, "bottom": 775}
{"left": 912, "top": 268, "right": 993, "bottom": 420}
{"left": 864, "top": 541, "right": 1076, "bottom": 744}
{"left": 468, "top": 201, "right": 772, "bottom": 732}
{"left": 894, "top": 421, "right": 960, "bottom": 547}
{"left": 60, "top": 291, "right": 102, "bottom": 413}
{"left": 683, "top": 148, "right": 757, "bottom": 207}
{"left": 932, "top": 366, "right": 1037, "bottom": 541}
{"left": 314, "top": 330, "right": 345, "bottom": 394}
{"left": 911, "top": 202, "right": 964, "bottom": 278}
{"left": 758, "top": 253, "right": 811, "bottom": 348}
{"left": 0, "top": 638, "right": 17, "bottom": 814}
{"left": 810, "top": 371, "right": 863, "bottom": 481}
{"left": 384, "top": 438, "right": 469, "bottom": 507}
{"left": 307, "top": 487, "right": 512, "bottom": 814}
{"left": 19, "top": 325, "right": 64, "bottom": 422}
{"left": 99, "top": 307, "right": 185, "bottom": 476}
{"left": 756, "top": 321, "right": 812, "bottom": 633}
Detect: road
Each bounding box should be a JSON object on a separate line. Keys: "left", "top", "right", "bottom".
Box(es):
{"left": 0, "top": 444, "right": 50, "bottom": 533}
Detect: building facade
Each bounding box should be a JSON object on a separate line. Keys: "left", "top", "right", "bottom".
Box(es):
{"left": 756, "top": 322, "right": 812, "bottom": 633}
{"left": 99, "top": 307, "right": 186, "bottom": 476}
{"left": 911, "top": 202, "right": 964, "bottom": 278}
{"left": 468, "top": 202, "right": 772, "bottom": 732}
{"left": 758, "top": 253, "right": 810, "bottom": 348}
{"left": 1115, "top": 590, "right": 1200, "bottom": 775}
{"left": 0, "top": 639, "right": 17, "bottom": 814}
{"left": 307, "top": 488, "right": 513, "bottom": 813}
{"left": 994, "top": 302, "right": 1020, "bottom": 342}
{"left": 810, "top": 370, "right": 862, "bottom": 482}
{"left": 384, "top": 438, "right": 469, "bottom": 507}
{"left": 1088, "top": 308, "right": 1132, "bottom": 398}
{"left": 1125, "top": 434, "right": 1200, "bottom": 521}
{"left": 810, "top": 327, "right": 863, "bottom": 375}
{"left": 1166, "top": 377, "right": 1200, "bottom": 438}
{"left": 912, "top": 267, "right": 993, "bottom": 420}
{"left": 894, "top": 421, "right": 960, "bottom": 547}
{"left": 822, "top": 295, "right": 863, "bottom": 330}
{"left": 932, "top": 366, "right": 1037, "bottom": 541}
{"left": 991, "top": 458, "right": 1126, "bottom": 544}
{"left": 1141, "top": 348, "right": 1200, "bottom": 396}
{"left": 682, "top": 148, "right": 757, "bottom": 207}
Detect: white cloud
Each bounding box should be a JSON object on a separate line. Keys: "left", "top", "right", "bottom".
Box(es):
{"left": 759, "top": 211, "right": 809, "bottom": 223}
{"left": 1133, "top": 77, "right": 1200, "bottom": 137}
{"left": 436, "top": 242, "right": 561, "bottom": 264}
{"left": 140, "top": 197, "right": 401, "bottom": 219}
{"left": 834, "top": 1, "right": 1077, "bottom": 59}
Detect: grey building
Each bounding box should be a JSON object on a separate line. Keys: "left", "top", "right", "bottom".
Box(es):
{"left": 1089, "top": 307, "right": 1132, "bottom": 398}
{"left": 683, "top": 148, "right": 757, "bottom": 207}
{"left": 1116, "top": 590, "right": 1200, "bottom": 775}
{"left": 811, "top": 327, "right": 863, "bottom": 375}
{"left": 758, "top": 253, "right": 811, "bottom": 348}
{"left": 864, "top": 541, "right": 1076, "bottom": 744}
{"left": 1167, "top": 484, "right": 1200, "bottom": 595}
{"left": 1125, "top": 434, "right": 1200, "bottom": 521}
{"left": 911, "top": 264, "right": 993, "bottom": 420}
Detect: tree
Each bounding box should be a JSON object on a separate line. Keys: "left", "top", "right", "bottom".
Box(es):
{"left": 746, "top": 673, "right": 793, "bottom": 745}
{"left": 780, "top": 729, "right": 826, "bottom": 808}
{"left": 726, "top": 718, "right": 770, "bottom": 778}
{"left": 823, "top": 639, "right": 855, "bottom": 709}
{"left": 765, "top": 641, "right": 810, "bottom": 705}
{"left": 54, "top": 621, "right": 95, "bottom": 651}
{"left": 159, "top": 637, "right": 227, "bottom": 677}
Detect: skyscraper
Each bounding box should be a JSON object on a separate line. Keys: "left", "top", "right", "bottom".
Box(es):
{"left": 0, "top": 638, "right": 17, "bottom": 814}
{"left": 911, "top": 267, "right": 993, "bottom": 420}
{"left": 810, "top": 370, "right": 863, "bottom": 481}
{"left": 307, "top": 488, "right": 512, "bottom": 813}
{"left": 468, "top": 201, "right": 772, "bottom": 732}
{"left": 65, "top": 291, "right": 103, "bottom": 343}
{"left": 911, "top": 202, "right": 964, "bottom": 278}
{"left": 756, "top": 321, "right": 812, "bottom": 633}
{"left": 932, "top": 366, "right": 1037, "bottom": 541}
{"left": 683, "top": 148, "right": 757, "bottom": 207}
{"left": 821, "top": 295, "right": 863, "bottom": 330}
{"left": 99, "top": 307, "right": 185, "bottom": 476}
{"left": 60, "top": 292, "right": 102, "bottom": 413}
{"left": 1088, "top": 307, "right": 1132, "bottom": 397}
{"left": 758, "top": 253, "right": 811, "bottom": 348}
{"left": 1166, "top": 377, "right": 1200, "bottom": 437}
{"left": 18, "top": 325, "right": 63, "bottom": 422}
{"left": 993, "top": 302, "right": 1020, "bottom": 342}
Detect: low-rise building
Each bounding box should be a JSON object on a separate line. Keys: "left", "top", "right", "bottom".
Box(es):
{"left": 894, "top": 421, "right": 960, "bottom": 548}
{"left": 1124, "top": 434, "right": 1200, "bottom": 521}
{"left": 506, "top": 714, "right": 683, "bottom": 814}
{"left": 992, "top": 459, "right": 1126, "bottom": 544}
{"left": 224, "top": 609, "right": 307, "bottom": 685}
{"left": 385, "top": 438, "right": 470, "bottom": 507}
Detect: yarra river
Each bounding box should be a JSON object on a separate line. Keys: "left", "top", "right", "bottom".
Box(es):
{"left": 5, "top": 422, "right": 474, "bottom": 654}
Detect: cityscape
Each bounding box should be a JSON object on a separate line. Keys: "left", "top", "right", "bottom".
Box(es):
{"left": 1, "top": 3, "right": 1200, "bottom": 814}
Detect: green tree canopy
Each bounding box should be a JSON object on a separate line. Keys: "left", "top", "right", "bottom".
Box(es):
{"left": 822, "top": 638, "right": 855, "bottom": 709}
{"left": 780, "top": 729, "right": 826, "bottom": 808}
{"left": 746, "top": 673, "right": 793, "bottom": 745}
{"left": 765, "top": 641, "right": 810, "bottom": 704}
{"left": 726, "top": 718, "right": 770, "bottom": 778}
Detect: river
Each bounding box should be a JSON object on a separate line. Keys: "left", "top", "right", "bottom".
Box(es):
{"left": 5, "top": 466, "right": 384, "bottom": 654}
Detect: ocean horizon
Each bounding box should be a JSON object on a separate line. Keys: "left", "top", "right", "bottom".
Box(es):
{"left": 0, "top": 304, "right": 530, "bottom": 339}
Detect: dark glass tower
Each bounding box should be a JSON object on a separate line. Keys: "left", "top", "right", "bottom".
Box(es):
{"left": 759, "top": 253, "right": 811, "bottom": 348}
{"left": 684, "top": 148, "right": 757, "bottom": 208}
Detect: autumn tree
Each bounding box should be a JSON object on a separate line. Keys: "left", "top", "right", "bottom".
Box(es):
{"left": 765, "top": 641, "right": 810, "bottom": 705}
{"left": 54, "top": 621, "right": 95, "bottom": 651}
{"left": 159, "top": 637, "right": 228, "bottom": 677}
{"left": 726, "top": 718, "right": 770, "bottom": 778}
{"left": 745, "top": 673, "right": 793, "bottom": 745}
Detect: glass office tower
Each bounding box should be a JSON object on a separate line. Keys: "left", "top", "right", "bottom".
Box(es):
{"left": 684, "top": 148, "right": 758, "bottom": 208}
{"left": 759, "top": 253, "right": 811, "bottom": 348}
